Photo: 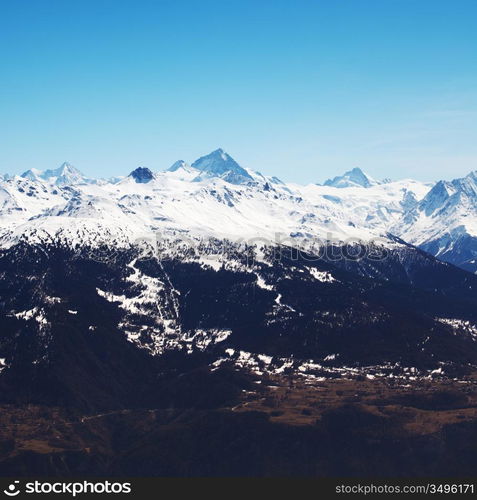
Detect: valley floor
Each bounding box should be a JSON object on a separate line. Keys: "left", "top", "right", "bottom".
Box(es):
{"left": 2, "top": 372, "right": 477, "bottom": 477}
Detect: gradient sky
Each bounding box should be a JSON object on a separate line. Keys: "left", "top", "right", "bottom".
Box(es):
{"left": 1, "top": 0, "right": 476, "bottom": 184}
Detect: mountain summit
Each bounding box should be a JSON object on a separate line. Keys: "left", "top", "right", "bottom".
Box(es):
{"left": 167, "top": 160, "right": 191, "bottom": 172}
{"left": 43, "top": 162, "right": 85, "bottom": 185}
{"left": 323, "top": 167, "right": 379, "bottom": 188}
{"left": 191, "top": 148, "right": 254, "bottom": 185}
{"left": 20, "top": 168, "right": 43, "bottom": 181}
{"left": 21, "top": 162, "right": 85, "bottom": 186}
{"left": 165, "top": 160, "right": 198, "bottom": 181}
{"left": 129, "top": 167, "right": 155, "bottom": 183}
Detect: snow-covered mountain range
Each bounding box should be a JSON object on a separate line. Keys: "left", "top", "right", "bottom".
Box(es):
{"left": 3, "top": 147, "right": 477, "bottom": 419}
{"left": 398, "top": 171, "right": 477, "bottom": 272}
{"left": 1, "top": 148, "right": 475, "bottom": 272}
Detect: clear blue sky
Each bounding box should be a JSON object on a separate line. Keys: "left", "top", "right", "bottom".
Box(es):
{"left": 1, "top": 0, "right": 476, "bottom": 183}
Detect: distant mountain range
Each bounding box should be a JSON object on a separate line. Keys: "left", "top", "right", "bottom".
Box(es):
{"left": 21, "top": 162, "right": 87, "bottom": 185}
{"left": 0, "top": 148, "right": 475, "bottom": 273}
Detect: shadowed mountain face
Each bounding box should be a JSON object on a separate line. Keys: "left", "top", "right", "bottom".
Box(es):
{"left": 129, "top": 167, "right": 155, "bottom": 183}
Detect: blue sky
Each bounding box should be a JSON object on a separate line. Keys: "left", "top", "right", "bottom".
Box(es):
{"left": 1, "top": 0, "right": 476, "bottom": 183}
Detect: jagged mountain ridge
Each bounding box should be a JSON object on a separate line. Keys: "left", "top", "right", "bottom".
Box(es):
{"left": 398, "top": 170, "right": 477, "bottom": 272}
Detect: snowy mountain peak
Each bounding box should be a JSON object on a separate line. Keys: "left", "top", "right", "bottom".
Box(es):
{"left": 458, "top": 171, "right": 477, "bottom": 197}
{"left": 43, "top": 162, "right": 83, "bottom": 181}
{"left": 417, "top": 172, "right": 477, "bottom": 218}
{"left": 420, "top": 181, "right": 455, "bottom": 214}
{"left": 59, "top": 161, "right": 74, "bottom": 171}
{"left": 397, "top": 170, "right": 477, "bottom": 272}
{"left": 191, "top": 149, "right": 254, "bottom": 185}
{"left": 324, "top": 167, "right": 379, "bottom": 188}
{"left": 21, "top": 162, "right": 85, "bottom": 185}
{"left": 212, "top": 148, "right": 235, "bottom": 161}
{"left": 164, "top": 160, "right": 199, "bottom": 181}
{"left": 167, "top": 160, "right": 191, "bottom": 172}
{"left": 21, "top": 168, "right": 43, "bottom": 181}
{"left": 129, "top": 167, "right": 155, "bottom": 183}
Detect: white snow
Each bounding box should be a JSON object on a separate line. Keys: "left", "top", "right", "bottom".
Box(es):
{"left": 255, "top": 274, "right": 274, "bottom": 290}
{"left": 4, "top": 152, "right": 476, "bottom": 273}
{"left": 0, "top": 159, "right": 433, "bottom": 255}
{"left": 307, "top": 267, "right": 336, "bottom": 283}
